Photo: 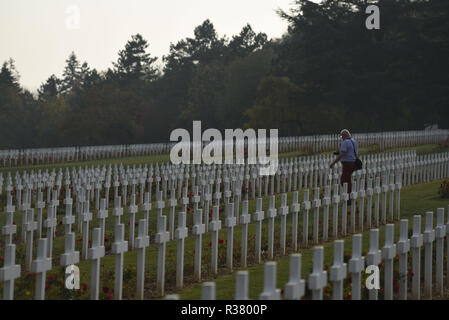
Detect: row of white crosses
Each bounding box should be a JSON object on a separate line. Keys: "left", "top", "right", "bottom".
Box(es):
{"left": 0, "top": 171, "right": 447, "bottom": 301}
{"left": 0, "top": 157, "right": 429, "bottom": 272}
{"left": 0, "top": 148, "right": 439, "bottom": 221}
{"left": 163, "top": 207, "right": 449, "bottom": 300}
{"left": 2, "top": 129, "right": 448, "bottom": 167}
{"left": 0, "top": 152, "right": 446, "bottom": 295}
{"left": 2, "top": 149, "right": 446, "bottom": 221}
{"left": 0, "top": 152, "right": 427, "bottom": 264}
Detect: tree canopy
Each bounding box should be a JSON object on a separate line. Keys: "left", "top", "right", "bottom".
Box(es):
{"left": 1, "top": 0, "right": 447, "bottom": 149}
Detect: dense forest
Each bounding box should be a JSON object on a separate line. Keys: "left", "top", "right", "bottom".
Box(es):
{"left": 1, "top": 0, "right": 448, "bottom": 149}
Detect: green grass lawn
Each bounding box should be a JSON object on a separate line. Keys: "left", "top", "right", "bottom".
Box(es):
{"left": 1, "top": 177, "right": 448, "bottom": 299}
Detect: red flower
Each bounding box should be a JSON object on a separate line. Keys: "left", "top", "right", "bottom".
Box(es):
{"left": 219, "top": 239, "right": 224, "bottom": 244}
{"left": 319, "top": 219, "right": 323, "bottom": 225}
{"left": 104, "top": 236, "right": 109, "bottom": 242}
{"left": 102, "top": 286, "right": 110, "bottom": 294}
{"left": 347, "top": 211, "right": 351, "bottom": 216}
{"left": 81, "top": 282, "right": 88, "bottom": 291}
{"left": 0, "top": 256, "right": 4, "bottom": 262}
{"left": 106, "top": 293, "right": 113, "bottom": 300}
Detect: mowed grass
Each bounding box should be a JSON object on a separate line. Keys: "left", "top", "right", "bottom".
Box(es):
{"left": 1, "top": 177, "right": 448, "bottom": 299}
{"left": 1, "top": 143, "right": 447, "bottom": 176}
{"left": 176, "top": 179, "right": 449, "bottom": 300}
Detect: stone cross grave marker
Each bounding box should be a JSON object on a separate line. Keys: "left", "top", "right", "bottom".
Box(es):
{"left": 397, "top": 219, "right": 410, "bottom": 300}
{"left": 423, "top": 211, "right": 435, "bottom": 299}
{"left": 112, "top": 224, "right": 128, "bottom": 300}
{"left": 382, "top": 224, "right": 396, "bottom": 300}
{"left": 366, "top": 229, "right": 381, "bottom": 300}
{"left": 135, "top": 219, "right": 150, "bottom": 300}
{"left": 235, "top": 271, "right": 249, "bottom": 300}
{"left": 156, "top": 215, "right": 170, "bottom": 296}
{"left": 302, "top": 190, "right": 311, "bottom": 247}
{"left": 290, "top": 191, "right": 300, "bottom": 251}
{"left": 278, "top": 193, "right": 289, "bottom": 255}
{"left": 308, "top": 246, "right": 327, "bottom": 300}
{"left": 410, "top": 215, "right": 423, "bottom": 299}
{"left": 0, "top": 244, "right": 21, "bottom": 300}
{"left": 128, "top": 194, "right": 138, "bottom": 250}
{"left": 253, "top": 198, "right": 264, "bottom": 264}
{"left": 348, "top": 234, "right": 365, "bottom": 300}
{"left": 88, "top": 228, "right": 105, "bottom": 300}
{"left": 224, "top": 203, "right": 236, "bottom": 271}
{"left": 266, "top": 196, "right": 277, "bottom": 259}
{"left": 259, "top": 262, "right": 281, "bottom": 300}
{"left": 284, "top": 254, "right": 305, "bottom": 300}
{"left": 329, "top": 240, "right": 347, "bottom": 300}
{"left": 175, "top": 211, "right": 188, "bottom": 289}
{"left": 31, "top": 238, "right": 52, "bottom": 300}
{"left": 332, "top": 184, "right": 340, "bottom": 238}
{"left": 240, "top": 200, "right": 251, "bottom": 268}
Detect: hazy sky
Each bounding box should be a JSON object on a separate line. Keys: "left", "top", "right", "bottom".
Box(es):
{"left": 0, "top": 0, "right": 295, "bottom": 92}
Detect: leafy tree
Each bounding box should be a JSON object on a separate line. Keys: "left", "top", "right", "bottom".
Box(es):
{"left": 113, "top": 34, "right": 158, "bottom": 84}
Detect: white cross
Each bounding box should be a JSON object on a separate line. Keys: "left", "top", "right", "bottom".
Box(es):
{"left": 422, "top": 211, "right": 435, "bottom": 299}
{"left": 308, "top": 246, "right": 327, "bottom": 300}
{"left": 81, "top": 195, "right": 93, "bottom": 260}
{"left": 2, "top": 193, "right": 16, "bottom": 245}
{"left": 201, "top": 282, "right": 216, "bottom": 300}
{"left": 235, "top": 271, "right": 249, "bottom": 300}
{"left": 373, "top": 176, "right": 381, "bottom": 227}
{"left": 410, "top": 215, "right": 423, "bottom": 299}
{"left": 366, "top": 178, "right": 374, "bottom": 229}
{"left": 349, "top": 234, "right": 365, "bottom": 300}
{"left": 112, "top": 224, "right": 128, "bottom": 300}
{"left": 382, "top": 224, "right": 397, "bottom": 300}
{"left": 312, "top": 188, "right": 321, "bottom": 244}
{"left": 397, "top": 219, "right": 410, "bottom": 300}
{"left": 135, "top": 219, "right": 150, "bottom": 300}
{"left": 88, "top": 228, "right": 105, "bottom": 300}
{"left": 322, "top": 186, "right": 331, "bottom": 241}
{"left": 128, "top": 193, "right": 138, "bottom": 250}
{"left": 284, "top": 254, "right": 305, "bottom": 300}
{"left": 168, "top": 187, "right": 177, "bottom": 240}
{"left": 97, "top": 199, "right": 108, "bottom": 246}
{"left": 366, "top": 229, "right": 382, "bottom": 300}
{"left": 24, "top": 208, "right": 38, "bottom": 271}
{"left": 278, "top": 194, "right": 289, "bottom": 256}
{"left": 112, "top": 196, "right": 124, "bottom": 225}
{"left": 290, "top": 191, "right": 300, "bottom": 251}
{"left": 332, "top": 184, "right": 340, "bottom": 238}
{"left": 259, "top": 262, "right": 281, "bottom": 300}
{"left": 205, "top": 205, "right": 221, "bottom": 274}
{"left": 175, "top": 211, "right": 188, "bottom": 289}
{"left": 266, "top": 196, "right": 277, "bottom": 259}
{"left": 302, "top": 190, "right": 311, "bottom": 246}
{"left": 329, "top": 240, "right": 347, "bottom": 300}
{"left": 155, "top": 190, "right": 165, "bottom": 218}
{"left": 239, "top": 200, "right": 251, "bottom": 268}
{"left": 0, "top": 244, "right": 21, "bottom": 300}
{"left": 155, "top": 215, "right": 170, "bottom": 296}
{"left": 31, "top": 238, "right": 52, "bottom": 300}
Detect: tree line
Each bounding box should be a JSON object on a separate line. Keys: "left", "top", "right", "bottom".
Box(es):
{"left": 1, "top": 0, "right": 448, "bottom": 149}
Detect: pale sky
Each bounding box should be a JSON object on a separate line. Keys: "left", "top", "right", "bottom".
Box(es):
{"left": 0, "top": 0, "right": 295, "bottom": 92}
